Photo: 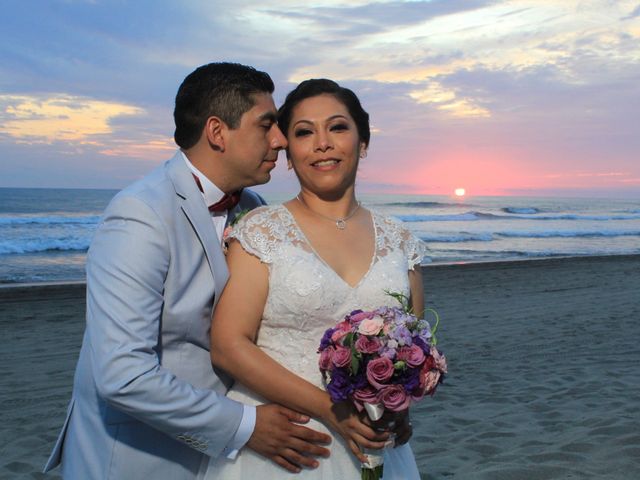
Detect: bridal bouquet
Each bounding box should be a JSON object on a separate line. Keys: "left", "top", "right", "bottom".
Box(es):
{"left": 318, "top": 293, "right": 446, "bottom": 480}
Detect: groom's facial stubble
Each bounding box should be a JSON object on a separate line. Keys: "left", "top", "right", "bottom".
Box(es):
{"left": 221, "top": 93, "right": 287, "bottom": 190}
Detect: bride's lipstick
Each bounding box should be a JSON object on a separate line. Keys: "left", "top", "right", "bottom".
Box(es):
{"left": 311, "top": 158, "right": 341, "bottom": 171}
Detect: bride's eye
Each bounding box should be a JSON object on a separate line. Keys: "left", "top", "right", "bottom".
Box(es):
{"left": 330, "top": 123, "right": 349, "bottom": 132}
{"left": 294, "top": 128, "right": 312, "bottom": 137}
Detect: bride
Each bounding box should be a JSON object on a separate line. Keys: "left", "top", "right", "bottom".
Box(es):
{"left": 206, "top": 79, "right": 427, "bottom": 478}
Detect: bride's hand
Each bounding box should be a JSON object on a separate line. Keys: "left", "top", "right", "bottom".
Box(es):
{"left": 323, "top": 401, "right": 389, "bottom": 463}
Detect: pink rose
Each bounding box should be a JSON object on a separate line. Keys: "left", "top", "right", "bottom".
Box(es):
{"left": 352, "top": 386, "right": 380, "bottom": 411}
{"left": 366, "top": 356, "right": 394, "bottom": 389}
{"left": 355, "top": 335, "right": 381, "bottom": 354}
{"left": 319, "top": 347, "right": 334, "bottom": 371}
{"left": 336, "top": 320, "right": 351, "bottom": 331}
{"left": 422, "top": 355, "right": 435, "bottom": 371}
{"left": 331, "top": 328, "right": 350, "bottom": 344}
{"left": 397, "top": 344, "right": 425, "bottom": 368}
{"left": 358, "top": 315, "right": 384, "bottom": 336}
{"left": 396, "top": 346, "right": 411, "bottom": 362}
{"left": 332, "top": 346, "right": 352, "bottom": 368}
{"left": 422, "top": 369, "right": 442, "bottom": 396}
{"left": 417, "top": 362, "right": 430, "bottom": 391}
{"left": 379, "top": 385, "right": 410, "bottom": 412}
{"left": 430, "top": 346, "right": 448, "bottom": 373}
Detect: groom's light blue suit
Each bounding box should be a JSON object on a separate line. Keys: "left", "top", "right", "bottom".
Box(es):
{"left": 44, "top": 152, "right": 266, "bottom": 478}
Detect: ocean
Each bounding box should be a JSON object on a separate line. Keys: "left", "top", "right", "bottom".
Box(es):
{"left": 1, "top": 187, "right": 639, "bottom": 284}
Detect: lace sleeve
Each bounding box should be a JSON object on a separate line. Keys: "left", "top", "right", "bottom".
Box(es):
{"left": 400, "top": 226, "right": 429, "bottom": 270}
{"left": 227, "top": 206, "right": 284, "bottom": 264}
{"left": 376, "top": 212, "right": 429, "bottom": 270}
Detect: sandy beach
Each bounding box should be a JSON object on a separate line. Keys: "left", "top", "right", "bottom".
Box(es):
{"left": 1, "top": 256, "right": 639, "bottom": 479}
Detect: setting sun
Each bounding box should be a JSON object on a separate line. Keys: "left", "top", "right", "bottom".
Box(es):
{"left": 454, "top": 188, "right": 466, "bottom": 197}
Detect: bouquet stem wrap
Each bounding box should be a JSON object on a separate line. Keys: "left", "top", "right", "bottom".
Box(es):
{"left": 361, "top": 403, "right": 385, "bottom": 480}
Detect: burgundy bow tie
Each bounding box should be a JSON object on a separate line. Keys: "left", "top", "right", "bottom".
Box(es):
{"left": 192, "top": 174, "right": 242, "bottom": 213}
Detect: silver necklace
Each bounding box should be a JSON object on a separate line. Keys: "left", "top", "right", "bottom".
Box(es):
{"left": 296, "top": 194, "right": 361, "bottom": 230}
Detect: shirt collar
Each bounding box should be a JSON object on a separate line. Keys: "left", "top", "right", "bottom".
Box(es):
{"left": 181, "top": 151, "right": 226, "bottom": 210}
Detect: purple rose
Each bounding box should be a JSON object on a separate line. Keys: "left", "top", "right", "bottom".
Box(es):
{"left": 397, "top": 344, "right": 425, "bottom": 368}
{"left": 379, "top": 385, "right": 410, "bottom": 412}
{"left": 332, "top": 346, "right": 352, "bottom": 368}
{"left": 366, "top": 356, "right": 394, "bottom": 389}
{"left": 327, "top": 368, "right": 353, "bottom": 402}
{"left": 355, "top": 335, "right": 381, "bottom": 354}
{"left": 352, "top": 386, "right": 380, "bottom": 411}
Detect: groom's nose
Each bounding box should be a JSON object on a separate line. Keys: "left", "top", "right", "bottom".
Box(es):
{"left": 270, "top": 124, "right": 288, "bottom": 150}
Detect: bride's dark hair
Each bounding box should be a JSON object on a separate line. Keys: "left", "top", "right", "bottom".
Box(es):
{"left": 278, "top": 79, "right": 370, "bottom": 148}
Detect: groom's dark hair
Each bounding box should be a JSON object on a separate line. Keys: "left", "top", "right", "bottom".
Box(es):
{"left": 173, "top": 62, "right": 275, "bottom": 149}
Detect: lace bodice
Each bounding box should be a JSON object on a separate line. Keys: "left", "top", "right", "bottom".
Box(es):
{"left": 228, "top": 205, "right": 428, "bottom": 386}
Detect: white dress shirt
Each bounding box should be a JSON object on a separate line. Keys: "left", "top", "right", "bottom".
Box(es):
{"left": 182, "top": 152, "right": 256, "bottom": 459}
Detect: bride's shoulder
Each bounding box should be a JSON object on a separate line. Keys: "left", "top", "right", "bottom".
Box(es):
{"left": 369, "top": 208, "right": 428, "bottom": 266}
{"left": 234, "top": 204, "right": 288, "bottom": 228}
{"left": 370, "top": 209, "right": 408, "bottom": 235}
{"left": 227, "top": 205, "right": 292, "bottom": 263}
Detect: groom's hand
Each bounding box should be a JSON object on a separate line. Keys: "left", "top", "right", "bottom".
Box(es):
{"left": 248, "top": 404, "right": 331, "bottom": 473}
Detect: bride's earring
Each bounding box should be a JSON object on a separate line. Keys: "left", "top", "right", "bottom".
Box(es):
{"left": 287, "top": 160, "right": 293, "bottom": 170}
{"left": 360, "top": 150, "right": 367, "bottom": 159}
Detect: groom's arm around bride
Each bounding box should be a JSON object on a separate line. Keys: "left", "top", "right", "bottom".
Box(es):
{"left": 44, "top": 62, "right": 330, "bottom": 479}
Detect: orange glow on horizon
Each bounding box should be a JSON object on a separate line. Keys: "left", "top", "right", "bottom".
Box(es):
{"left": 367, "top": 149, "right": 540, "bottom": 196}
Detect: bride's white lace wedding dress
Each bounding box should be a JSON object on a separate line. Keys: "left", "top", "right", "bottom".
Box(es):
{"left": 205, "top": 205, "right": 427, "bottom": 479}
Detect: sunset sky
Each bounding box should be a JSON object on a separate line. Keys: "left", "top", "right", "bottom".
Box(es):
{"left": 1, "top": 0, "right": 638, "bottom": 197}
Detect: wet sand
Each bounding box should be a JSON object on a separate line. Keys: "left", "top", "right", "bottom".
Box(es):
{"left": 1, "top": 256, "right": 639, "bottom": 479}
{"left": 413, "top": 255, "right": 640, "bottom": 479}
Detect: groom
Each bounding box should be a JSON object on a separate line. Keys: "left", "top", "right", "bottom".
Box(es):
{"left": 44, "top": 63, "right": 330, "bottom": 478}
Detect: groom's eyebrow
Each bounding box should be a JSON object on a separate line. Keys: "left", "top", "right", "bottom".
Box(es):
{"left": 258, "top": 111, "right": 278, "bottom": 124}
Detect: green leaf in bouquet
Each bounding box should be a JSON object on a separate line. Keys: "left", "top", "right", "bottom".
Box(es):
{"left": 383, "top": 290, "right": 412, "bottom": 313}
{"left": 423, "top": 307, "right": 440, "bottom": 345}
{"left": 350, "top": 350, "right": 361, "bottom": 376}
{"left": 343, "top": 332, "right": 355, "bottom": 347}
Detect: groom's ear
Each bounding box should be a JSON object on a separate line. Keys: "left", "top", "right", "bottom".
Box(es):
{"left": 204, "top": 116, "right": 226, "bottom": 152}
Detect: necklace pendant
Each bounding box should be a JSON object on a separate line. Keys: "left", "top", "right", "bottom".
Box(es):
{"left": 336, "top": 219, "right": 347, "bottom": 230}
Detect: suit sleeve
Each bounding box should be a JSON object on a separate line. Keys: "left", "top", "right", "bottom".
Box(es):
{"left": 256, "top": 191, "right": 267, "bottom": 206}
{"left": 86, "top": 194, "right": 243, "bottom": 458}
{"left": 242, "top": 188, "right": 267, "bottom": 207}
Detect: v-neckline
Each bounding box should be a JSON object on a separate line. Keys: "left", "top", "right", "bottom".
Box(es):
{"left": 282, "top": 205, "right": 378, "bottom": 290}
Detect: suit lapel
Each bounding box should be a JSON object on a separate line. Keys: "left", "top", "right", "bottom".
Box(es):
{"left": 166, "top": 153, "right": 229, "bottom": 306}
